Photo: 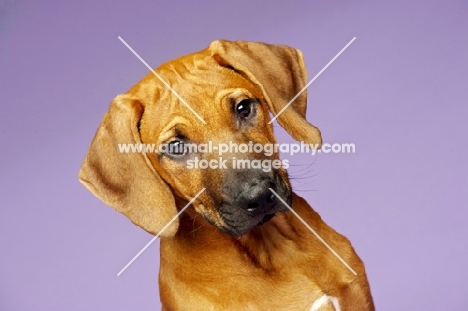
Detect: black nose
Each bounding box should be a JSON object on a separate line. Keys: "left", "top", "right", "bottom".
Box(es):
{"left": 239, "top": 180, "right": 277, "bottom": 215}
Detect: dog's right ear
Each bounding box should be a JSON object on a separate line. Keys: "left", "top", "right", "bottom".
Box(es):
{"left": 78, "top": 94, "right": 178, "bottom": 237}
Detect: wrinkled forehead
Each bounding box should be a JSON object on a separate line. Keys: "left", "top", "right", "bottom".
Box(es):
{"left": 138, "top": 54, "right": 263, "bottom": 138}
{"left": 160, "top": 55, "right": 261, "bottom": 103}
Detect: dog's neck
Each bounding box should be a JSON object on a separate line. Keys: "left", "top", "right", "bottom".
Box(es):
{"left": 173, "top": 194, "right": 315, "bottom": 271}
{"left": 235, "top": 213, "right": 305, "bottom": 270}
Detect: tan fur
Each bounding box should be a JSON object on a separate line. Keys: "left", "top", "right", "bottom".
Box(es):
{"left": 79, "top": 40, "right": 374, "bottom": 310}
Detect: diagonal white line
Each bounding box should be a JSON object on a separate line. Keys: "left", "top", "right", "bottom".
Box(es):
{"left": 117, "top": 36, "right": 207, "bottom": 124}
{"left": 269, "top": 37, "right": 356, "bottom": 124}
{"left": 117, "top": 188, "right": 206, "bottom": 276}
{"left": 268, "top": 188, "right": 357, "bottom": 275}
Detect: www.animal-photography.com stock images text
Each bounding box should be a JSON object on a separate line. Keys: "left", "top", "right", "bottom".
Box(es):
{"left": 1, "top": 1, "right": 467, "bottom": 310}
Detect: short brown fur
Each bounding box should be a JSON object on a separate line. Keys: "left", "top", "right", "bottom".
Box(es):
{"left": 79, "top": 40, "right": 374, "bottom": 310}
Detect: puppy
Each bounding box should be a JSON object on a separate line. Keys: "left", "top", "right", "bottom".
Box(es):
{"left": 79, "top": 40, "right": 374, "bottom": 310}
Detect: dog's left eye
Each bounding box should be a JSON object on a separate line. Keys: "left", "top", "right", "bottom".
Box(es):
{"left": 235, "top": 99, "right": 255, "bottom": 119}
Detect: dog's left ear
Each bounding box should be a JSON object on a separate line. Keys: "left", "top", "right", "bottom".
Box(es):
{"left": 210, "top": 40, "right": 322, "bottom": 147}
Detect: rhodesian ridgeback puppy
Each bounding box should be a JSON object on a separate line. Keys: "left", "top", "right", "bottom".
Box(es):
{"left": 79, "top": 40, "right": 374, "bottom": 310}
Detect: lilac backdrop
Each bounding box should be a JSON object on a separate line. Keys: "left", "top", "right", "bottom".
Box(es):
{"left": 1, "top": 0, "right": 467, "bottom": 310}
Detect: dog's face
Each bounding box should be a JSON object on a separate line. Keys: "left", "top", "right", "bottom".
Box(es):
{"left": 79, "top": 40, "right": 322, "bottom": 238}
{"left": 139, "top": 62, "right": 292, "bottom": 236}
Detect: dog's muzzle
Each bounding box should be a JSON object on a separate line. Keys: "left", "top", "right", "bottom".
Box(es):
{"left": 213, "top": 170, "right": 291, "bottom": 237}
{"left": 238, "top": 180, "right": 277, "bottom": 215}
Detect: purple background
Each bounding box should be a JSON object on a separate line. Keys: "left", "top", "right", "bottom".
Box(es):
{"left": 1, "top": 0, "right": 467, "bottom": 310}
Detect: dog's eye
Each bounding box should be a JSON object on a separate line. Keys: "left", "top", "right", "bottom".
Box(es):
{"left": 235, "top": 99, "right": 254, "bottom": 119}
{"left": 167, "top": 140, "right": 186, "bottom": 156}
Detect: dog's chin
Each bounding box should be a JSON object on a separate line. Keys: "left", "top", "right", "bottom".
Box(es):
{"left": 203, "top": 188, "right": 292, "bottom": 237}
{"left": 218, "top": 196, "right": 292, "bottom": 237}
{"left": 217, "top": 213, "right": 277, "bottom": 237}
{"left": 256, "top": 213, "right": 276, "bottom": 226}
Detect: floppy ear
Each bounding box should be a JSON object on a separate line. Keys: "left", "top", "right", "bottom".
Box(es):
{"left": 78, "top": 94, "right": 178, "bottom": 237}
{"left": 210, "top": 40, "right": 322, "bottom": 147}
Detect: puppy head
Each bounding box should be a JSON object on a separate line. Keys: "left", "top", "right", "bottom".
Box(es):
{"left": 79, "top": 40, "right": 321, "bottom": 237}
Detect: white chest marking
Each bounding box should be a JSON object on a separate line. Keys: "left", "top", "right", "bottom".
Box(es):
{"left": 309, "top": 294, "right": 341, "bottom": 311}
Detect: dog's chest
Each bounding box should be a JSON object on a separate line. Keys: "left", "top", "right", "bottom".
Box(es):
{"left": 160, "top": 261, "right": 340, "bottom": 310}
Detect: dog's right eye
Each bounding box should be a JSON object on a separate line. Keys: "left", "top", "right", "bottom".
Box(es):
{"left": 166, "top": 140, "right": 187, "bottom": 156}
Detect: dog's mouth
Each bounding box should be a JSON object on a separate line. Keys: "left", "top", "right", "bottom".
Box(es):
{"left": 257, "top": 213, "right": 275, "bottom": 226}
{"left": 214, "top": 197, "right": 289, "bottom": 237}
